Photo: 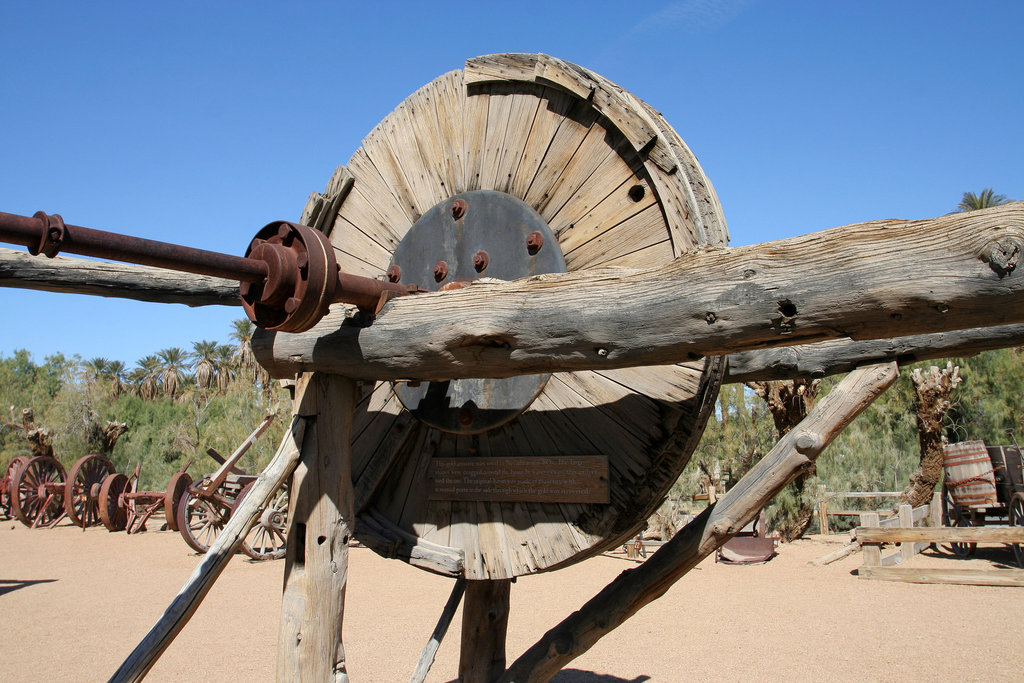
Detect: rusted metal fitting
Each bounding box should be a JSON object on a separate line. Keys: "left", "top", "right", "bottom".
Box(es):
{"left": 433, "top": 260, "right": 448, "bottom": 282}
{"left": 451, "top": 199, "right": 467, "bottom": 220}
{"left": 526, "top": 231, "right": 544, "bottom": 255}
{"left": 30, "top": 211, "right": 66, "bottom": 258}
{"left": 472, "top": 251, "right": 489, "bottom": 272}
{"left": 386, "top": 264, "right": 402, "bottom": 282}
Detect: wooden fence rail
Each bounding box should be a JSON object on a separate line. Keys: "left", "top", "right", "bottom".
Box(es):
{"left": 816, "top": 489, "right": 907, "bottom": 536}
{"left": 855, "top": 494, "right": 1024, "bottom": 586}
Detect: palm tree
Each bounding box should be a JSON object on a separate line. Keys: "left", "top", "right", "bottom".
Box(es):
{"left": 83, "top": 357, "right": 109, "bottom": 386}
{"left": 215, "top": 344, "right": 234, "bottom": 393}
{"left": 190, "top": 340, "right": 220, "bottom": 392}
{"left": 136, "top": 355, "right": 162, "bottom": 401}
{"left": 230, "top": 319, "right": 257, "bottom": 376}
{"left": 956, "top": 188, "right": 1012, "bottom": 212}
{"left": 157, "top": 347, "right": 188, "bottom": 399}
{"left": 106, "top": 360, "right": 127, "bottom": 398}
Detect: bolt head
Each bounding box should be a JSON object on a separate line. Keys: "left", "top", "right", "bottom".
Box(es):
{"left": 433, "top": 261, "right": 448, "bottom": 282}
{"left": 526, "top": 231, "right": 544, "bottom": 255}
{"left": 473, "top": 251, "right": 489, "bottom": 272}
{"left": 451, "top": 199, "right": 467, "bottom": 220}
{"left": 386, "top": 265, "right": 402, "bottom": 283}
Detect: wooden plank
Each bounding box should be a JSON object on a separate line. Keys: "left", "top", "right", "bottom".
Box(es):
{"left": 409, "top": 578, "right": 466, "bottom": 683}
{"left": 432, "top": 70, "right": 467, "bottom": 196}
{"left": 403, "top": 80, "right": 454, "bottom": 206}
{"left": 508, "top": 87, "right": 575, "bottom": 200}
{"left": 489, "top": 87, "right": 542, "bottom": 194}
{"left": 477, "top": 87, "right": 515, "bottom": 191}
{"left": 588, "top": 239, "right": 674, "bottom": 269}
{"left": 534, "top": 123, "right": 615, "bottom": 220}
{"left": 464, "top": 53, "right": 538, "bottom": 85}
{"left": 427, "top": 456, "right": 609, "bottom": 503}
{"left": 462, "top": 83, "right": 490, "bottom": 191}
{"left": 554, "top": 176, "right": 657, "bottom": 256}
{"left": 857, "top": 526, "right": 1024, "bottom": 544}
{"left": 345, "top": 147, "right": 416, "bottom": 234}
{"left": 567, "top": 203, "right": 668, "bottom": 270}
{"left": 522, "top": 97, "right": 598, "bottom": 210}
{"left": 859, "top": 566, "right": 1024, "bottom": 587}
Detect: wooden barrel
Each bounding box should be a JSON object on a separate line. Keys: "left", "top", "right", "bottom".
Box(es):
{"left": 944, "top": 440, "right": 998, "bottom": 508}
{"left": 306, "top": 53, "right": 728, "bottom": 579}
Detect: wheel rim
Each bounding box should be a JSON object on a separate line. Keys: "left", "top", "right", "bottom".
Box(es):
{"left": 177, "top": 490, "right": 231, "bottom": 554}
{"left": 12, "top": 455, "right": 66, "bottom": 528}
{"left": 163, "top": 471, "right": 193, "bottom": 532}
{"left": 65, "top": 454, "right": 115, "bottom": 527}
{"left": 1, "top": 455, "right": 29, "bottom": 519}
{"left": 236, "top": 481, "right": 289, "bottom": 561}
{"left": 98, "top": 472, "right": 129, "bottom": 531}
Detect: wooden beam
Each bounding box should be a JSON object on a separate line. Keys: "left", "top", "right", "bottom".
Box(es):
{"left": 856, "top": 526, "right": 1024, "bottom": 544}
{"left": 859, "top": 566, "right": 1024, "bottom": 587}
{"left": 410, "top": 579, "right": 466, "bottom": 683}
{"left": 254, "top": 204, "right": 1024, "bottom": 381}
{"left": 0, "top": 247, "right": 239, "bottom": 307}
{"left": 724, "top": 323, "right": 1024, "bottom": 383}
{"left": 277, "top": 373, "right": 358, "bottom": 682}
{"left": 499, "top": 362, "right": 898, "bottom": 682}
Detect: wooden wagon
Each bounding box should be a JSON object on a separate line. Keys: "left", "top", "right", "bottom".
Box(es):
{"left": 942, "top": 440, "right": 1024, "bottom": 565}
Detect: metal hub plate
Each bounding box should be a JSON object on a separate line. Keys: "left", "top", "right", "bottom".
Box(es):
{"left": 389, "top": 190, "right": 566, "bottom": 434}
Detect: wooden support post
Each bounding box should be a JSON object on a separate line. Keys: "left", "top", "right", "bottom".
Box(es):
{"left": 859, "top": 512, "right": 881, "bottom": 569}
{"left": 277, "top": 373, "right": 358, "bottom": 683}
{"left": 817, "top": 485, "right": 829, "bottom": 536}
{"left": 500, "top": 362, "right": 898, "bottom": 682}
{"left": 898, "top": 504, "right": 915, "bottom": 563}
{"left": 460, "top": 579, "right": 512, "bottom": 683}
{"left": 930, "top": 490, "right": 943, "bottom": 528}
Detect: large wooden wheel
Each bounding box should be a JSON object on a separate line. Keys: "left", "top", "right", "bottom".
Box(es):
{"left": 11, "top": 455, "right": 67, "bottom": 528}
{"left": 1, "top": 455, "right": 29, "bottom": 519}
{"left": 314, "top": 54, "right": 727, "bottom": 580}
{"left": 65, "top": 454, "right": 116, "bottom": 527}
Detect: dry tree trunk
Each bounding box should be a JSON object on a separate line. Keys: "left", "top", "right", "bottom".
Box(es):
{"left": 747, "top": 379, "right": 821, "bottom": 540}
{"left": 900, "top": 362, "right": 962, "bottom": 508}
{"left": 5, "top": 408, "right": 57, "bottom": 459}
{"left": 101, "top": 421, "right": 129, "bottom": 453}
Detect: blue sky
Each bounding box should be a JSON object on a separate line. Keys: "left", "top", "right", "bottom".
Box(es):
{"left": 2, "top": 1, "right": 1022, "bottom": 366}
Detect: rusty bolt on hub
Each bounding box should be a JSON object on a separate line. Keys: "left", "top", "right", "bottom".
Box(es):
{"left": 386, "top": 264, "right": 402, "bottom": 283}
{"left": 459, "top": 404, "right": 475, "bottom": 426}
{"left": 526, "top": 230, "right": 544, "bottom": 255}
{"left": 433, "top": 260, "right": 449, "bottom": 282}
{"left": 451, "top": 199, "right": 467, "bottom": 220}
{"left": 473, "top": 251, "right": 489, "bottom": 272}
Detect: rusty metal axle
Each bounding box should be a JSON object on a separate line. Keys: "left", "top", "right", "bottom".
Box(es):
{"left": 0, "top": 210, "right": 412, "bottom": 332}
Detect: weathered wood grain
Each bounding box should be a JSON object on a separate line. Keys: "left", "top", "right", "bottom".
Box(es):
{"left": 499, "top": 362, "right": 899, "bottom": 682}
{"left": 253, "top": 204, "right": 1024, "bottom": 381}
{"left": 277, "top": 374, "right": 358, "bottom": 682}
{"left": 724, "top": 323, "right": 1024, "bottom": 383}
{"left": 460, "top": 579, "right": 512, "bottom": 683}
{"left": 0, "top": 247, "right": 239, "bottom": 306}
{"left": 856, "top": 526, "right": 1024, "bottom": 544}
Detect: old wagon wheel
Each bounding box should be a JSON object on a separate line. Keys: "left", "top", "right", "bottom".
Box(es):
{"left": 942, "top": 485, "right": 976, "bottom": 558}
{"left": 1, "top": 455, "right": 29, "bottom": 519}
{"left": 1009, "top": 492, "right": 1024, "bottom": 568}
{"left": 65, "top": 454, "right": 116, "bottom": 527}
{"left": 98, "top": 472, "right": 130, "bottom": 531}
{"left": 11, "top": 455, "right": 67, "bottom": 528}
{"left": 176, "top": 487, "right": 233, "bottom": 554}
{"left": 235, "top": 480, "right": 289, "bottom": 561}
{"left": 316, "top": 53, "right": 727, "bottom": 580}
{"left": 163, "top": 471, "right": 192, "bottom": 532}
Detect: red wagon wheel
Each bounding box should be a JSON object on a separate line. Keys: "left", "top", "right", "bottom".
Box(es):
{"left": 11, "top": 455, "right": 67, "bottom": 528}
{"left": 1, "top": 455, "right": 29, "bottom": 520}
{"left": 235, "top": 480, "right": 289, "bottom": 561}
{"left": 176, "top": 487, "right": 233, "bottom": 554}
{"left": 98, "top": 472, "right": 130, "bottom": 531}
{"left": 163, "top": 471, "right": 193, "bottom": 532}
{"left": 1009, "top": 492, "right": 1024, "bottom": 568}
{"left": 65, "top": 454, "right": 116, "bottom": 527}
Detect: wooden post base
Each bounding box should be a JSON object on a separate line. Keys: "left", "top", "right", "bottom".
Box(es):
{"left": 459, "top": 579, "right": 512, "bottom": 683}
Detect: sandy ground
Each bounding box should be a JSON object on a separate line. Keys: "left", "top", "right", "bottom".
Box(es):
{"left": 2, "top": 518, "right": 1022, "bottom": 682}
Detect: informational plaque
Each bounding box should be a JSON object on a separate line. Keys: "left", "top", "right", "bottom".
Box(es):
{"left": 427, "top": 456, "right": 609, "bottom": 503}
